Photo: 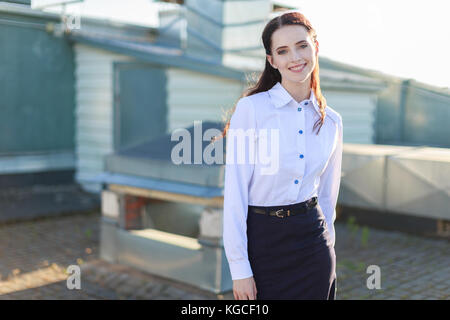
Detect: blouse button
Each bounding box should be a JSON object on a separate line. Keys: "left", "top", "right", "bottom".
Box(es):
{"left": 299, "top": 154, "right": 304, "bottom": 159}
{"left": 299, "top": 130, "right": 303, "bottom": 134}
{"left": 305, "top": 101, "right": 309, "bottom": 105}
{"left": 294, "top": 179, "right": 299, "bottom": 184}
{"left": 298, "top": 107, "right": 302, "bottom": 111}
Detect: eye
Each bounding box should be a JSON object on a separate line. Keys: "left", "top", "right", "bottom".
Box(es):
{"left": 278, "top": 44, "right": 308, "bottom": 54}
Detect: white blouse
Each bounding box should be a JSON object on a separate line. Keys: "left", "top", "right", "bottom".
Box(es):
{"left": 223, "top": 81, "right": 343, "bottom": 280}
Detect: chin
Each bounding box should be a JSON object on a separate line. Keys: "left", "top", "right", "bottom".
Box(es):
{"left": 287, "top": 75, "right": 309, "bottom": 83}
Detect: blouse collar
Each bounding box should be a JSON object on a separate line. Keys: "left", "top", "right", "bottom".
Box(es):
{"left": 268, "top": 81, "right": 321, "bottom": 116}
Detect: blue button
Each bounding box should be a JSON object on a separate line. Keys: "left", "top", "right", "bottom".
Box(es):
{"left": 299, "top": 154, "right": 304, "bottom": 159}
{"left": 294, "top": 179, "right": 299, "bottom": 184}
{"left": 305, "top": 101, "right": 309, "bottom": 105}
{"left": 298, "top": 107, "right": 302, "bottom": 111}
{"left": 299, "top": 130, "right": 303, "bottom": 134}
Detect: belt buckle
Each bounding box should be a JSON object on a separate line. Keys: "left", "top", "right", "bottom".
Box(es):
{"left": 275, "top": 209, "right": 290, "bottom": 218}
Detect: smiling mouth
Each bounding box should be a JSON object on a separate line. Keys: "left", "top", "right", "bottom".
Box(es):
{"left": 289, "top": 63, "right": 307, "bottom": 72}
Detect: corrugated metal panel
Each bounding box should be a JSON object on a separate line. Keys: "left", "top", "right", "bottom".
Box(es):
{"left": 0, "top": 18, "right": 75, "bottom": 155}
{"left": 76, "top": 145, "right": 112, "bottom": 157}
{"left": 341, "top": 144, "right": 416, "bottom": 208}
{"left": 76, "top": 105, "right": 111, "bottom": 118}
{"left": 74, "top": 43, "right": 134, "bottom": 193}
{"left": 76, "top": 130, "right": 113, "bottom": 145}
{"left": 374, "top": 81, "right": 404, "bottom": 144}
{"left": 324, "top": 91, "right": 377, "bottom": 144}
{"left": 386, "top": 147, "right": 450, "bottom": 219}
{"left": 113, "top": 62, "right": 167, "bottom": 150}
{"left": 341, "top": 144, "right": 450, "bottom": 220}
{"left": 167, "top": 68, "right": 243, "bottom": 132}
{"left": 0, "top": 152, "right": 75, "bottom": 174}
{"left": 113, "top": 226, "right": 230, "bottom": 293}
{"left": 75, "top": 116, "right": 112, "bottom": 131}
{"left": 403, "top": 84, "right": 450, "bottom": 147}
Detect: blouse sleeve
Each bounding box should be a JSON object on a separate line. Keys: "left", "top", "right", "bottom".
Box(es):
{"left": 317, "top": 115, "right": 343, "bottom": 248}
{"left": 223, "top": 97, "right": 256, "bottom": 280}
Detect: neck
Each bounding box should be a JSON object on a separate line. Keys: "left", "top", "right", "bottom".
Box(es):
{"left": 281, "top": 77, "right": 312, "bottom": 103}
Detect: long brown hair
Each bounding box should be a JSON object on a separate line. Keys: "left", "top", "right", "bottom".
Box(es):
{"left": 213, "top": 11, "right": 326, "bottom": 143}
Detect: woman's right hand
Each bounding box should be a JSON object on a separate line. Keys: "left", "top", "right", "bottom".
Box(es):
{"left": 233, "top": 276, "right": 257, "bottom": 300}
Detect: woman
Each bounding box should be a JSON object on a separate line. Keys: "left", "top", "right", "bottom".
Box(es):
{"left": 221, "top": 11, "right": 343, "bottom": 300}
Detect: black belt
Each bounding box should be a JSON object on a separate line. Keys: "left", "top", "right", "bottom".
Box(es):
{"left": 248, "top": 197, "right": 318, "bottom": 218}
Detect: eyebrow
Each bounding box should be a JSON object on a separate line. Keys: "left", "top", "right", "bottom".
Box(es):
{"left": 275, "top": 40, "right": 307, "bottom": 51}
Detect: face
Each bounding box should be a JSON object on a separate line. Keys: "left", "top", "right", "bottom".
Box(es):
{"left": 267, "top": 25, "right": 318, "bottom": 84}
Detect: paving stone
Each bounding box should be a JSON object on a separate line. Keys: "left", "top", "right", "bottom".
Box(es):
{"left": 115, "top": 284, "right": 136, "bottom": 297}
{"left": 163, "top": 286, "right": 190, "bottom": 299}
{"left": 1, "top": 211, "right": 449, "bottom": 300}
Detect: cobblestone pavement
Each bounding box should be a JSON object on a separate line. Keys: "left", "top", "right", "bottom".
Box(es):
{"left": 0, "top": 211, "right": 449, "bottom": 300}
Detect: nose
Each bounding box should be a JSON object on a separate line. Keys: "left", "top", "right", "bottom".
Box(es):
{"left": 291, "top": 50, "right": 302, "bottom": 62}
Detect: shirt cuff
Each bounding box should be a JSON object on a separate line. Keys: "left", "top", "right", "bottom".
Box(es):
{"left": 228, "top": 259, "right": 253, "bottom": 280}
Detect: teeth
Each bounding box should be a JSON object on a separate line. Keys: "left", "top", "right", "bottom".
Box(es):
{"left": 290, "top": 64, "right": 305, "bottom": 70}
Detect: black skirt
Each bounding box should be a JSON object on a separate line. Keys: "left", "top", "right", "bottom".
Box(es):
{"left": 247, "top": 199, "right": 336, "bottom": 300}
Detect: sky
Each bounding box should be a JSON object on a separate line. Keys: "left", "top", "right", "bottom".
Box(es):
{"left": 277, "top": 0, "right": 450, "bottom": 89}
{"left": 32, "top": 0, "right": 449, "bottom": 89}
